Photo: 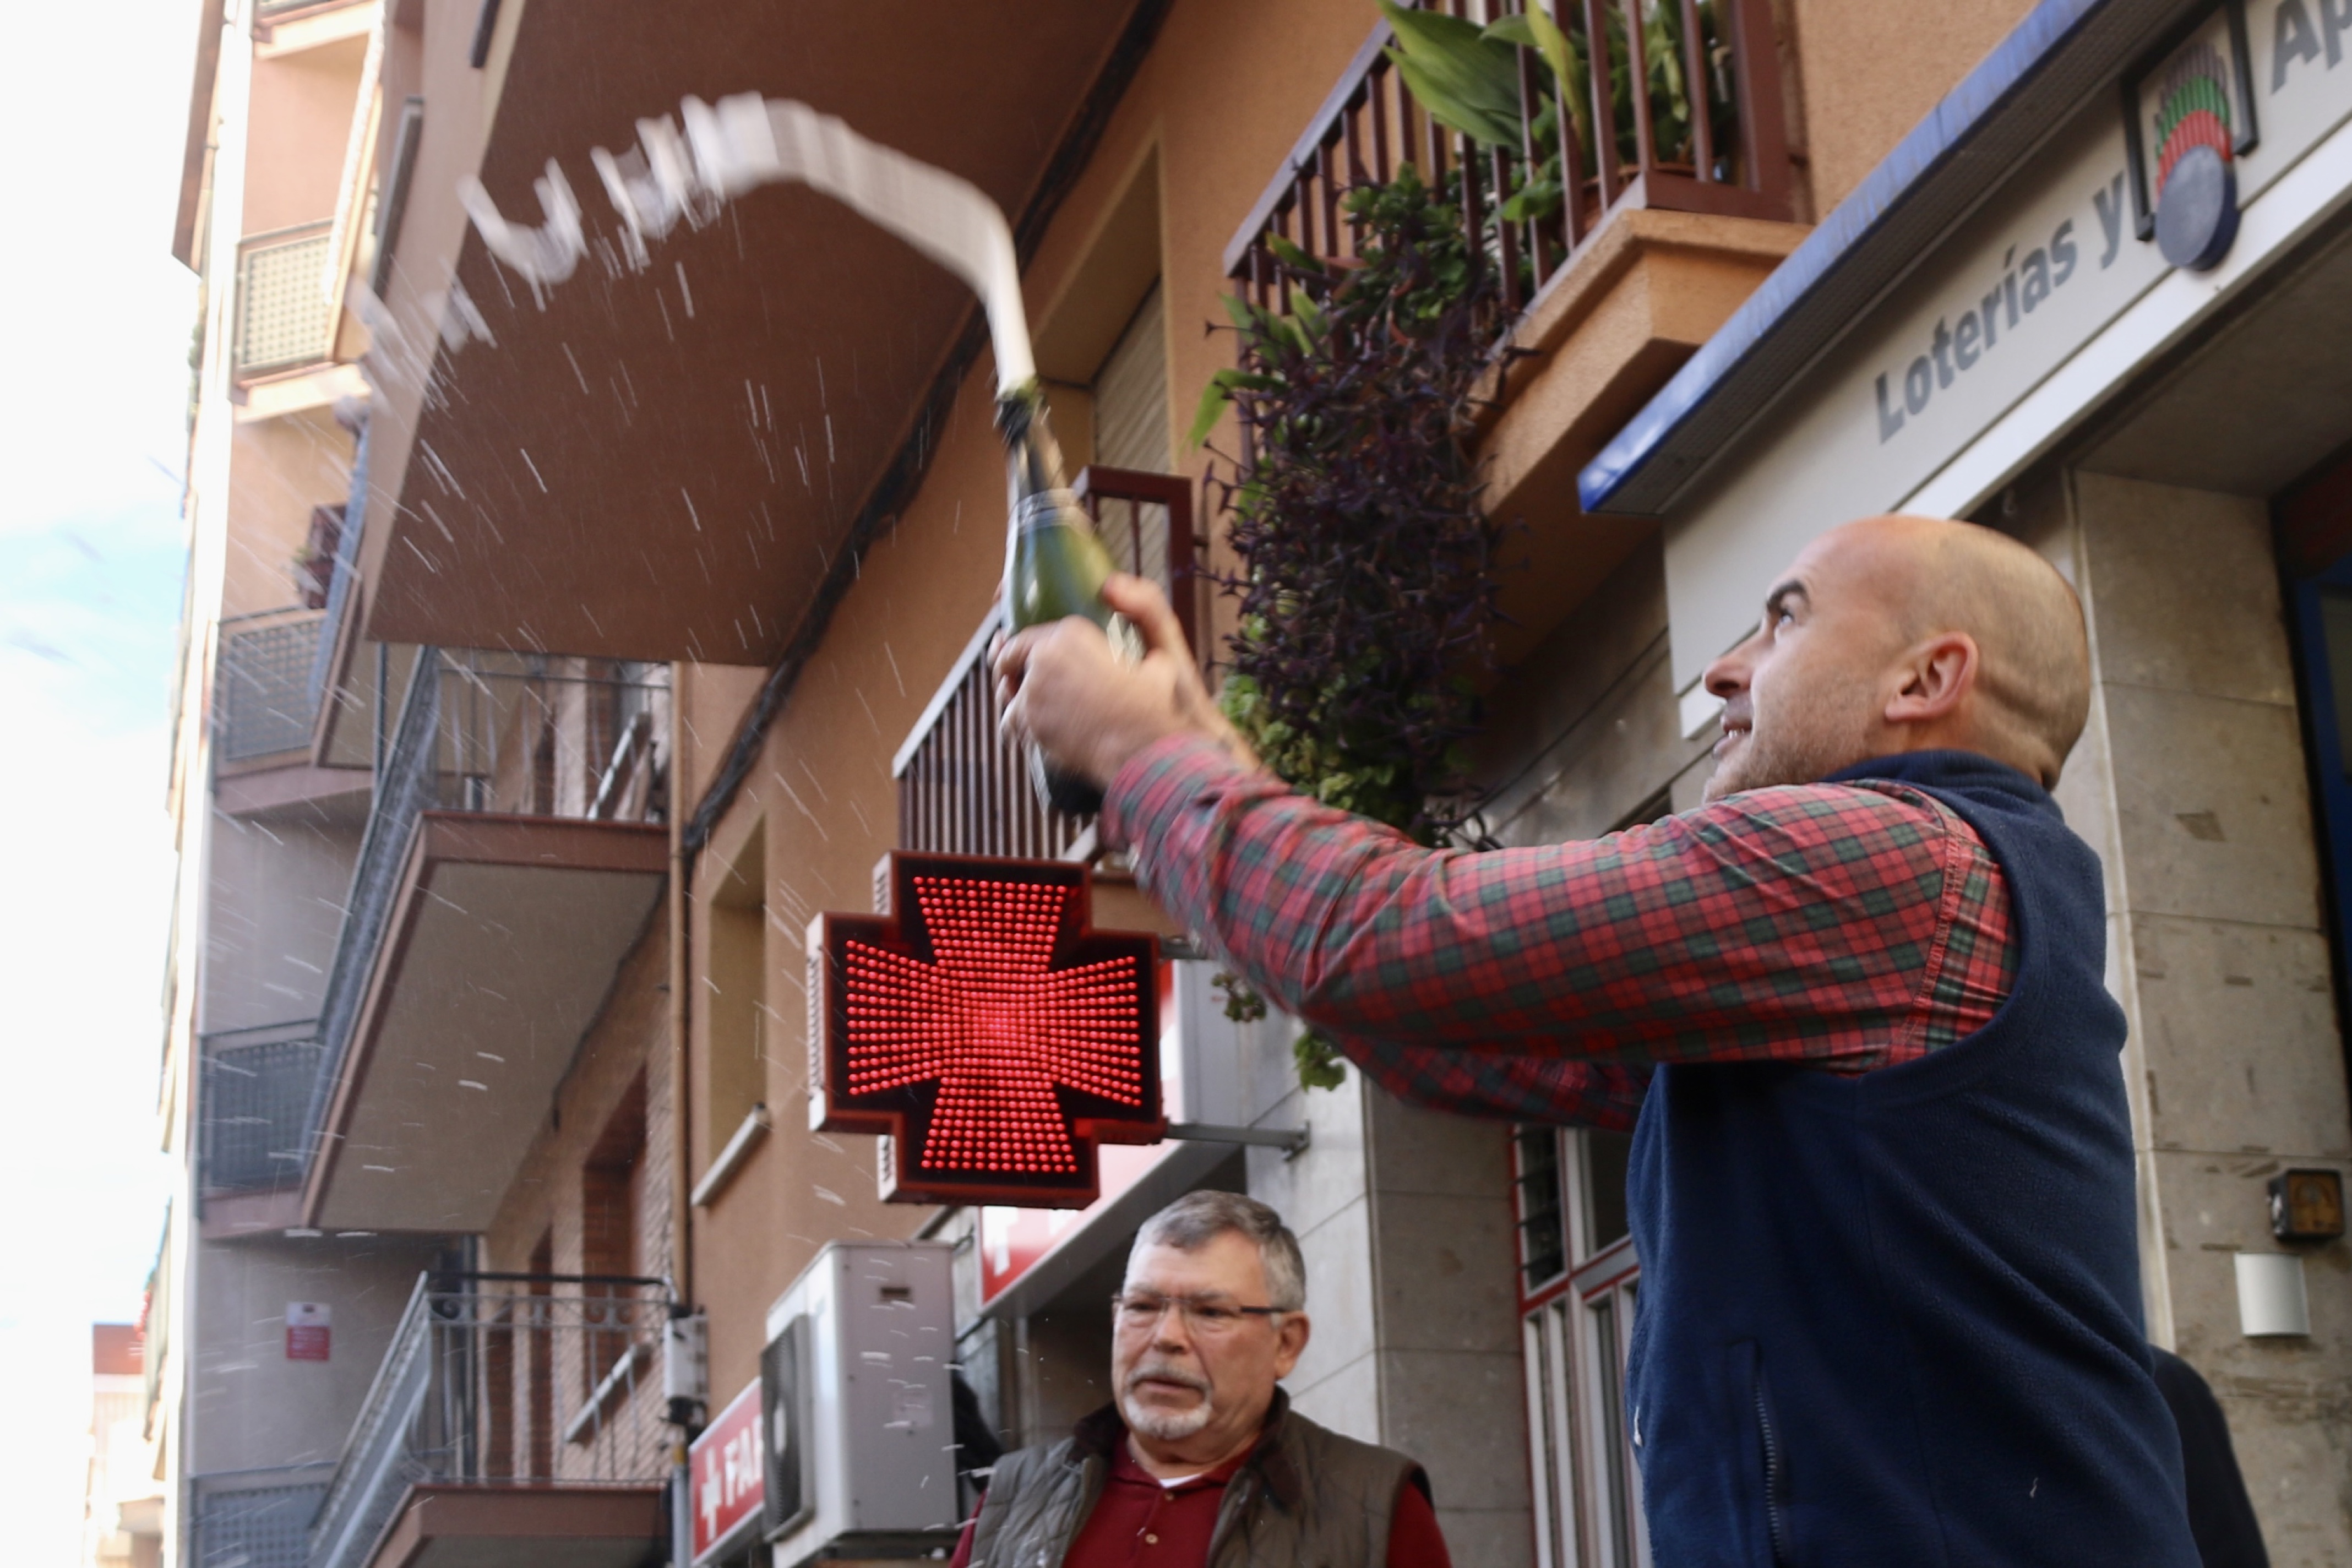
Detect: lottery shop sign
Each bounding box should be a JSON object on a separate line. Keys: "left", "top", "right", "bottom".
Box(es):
{"left": 809, "top": 853, "right": 1163, "bottom": 1207}
{"left": 689, "top": 1380, "right": 764, "bottom": 1564}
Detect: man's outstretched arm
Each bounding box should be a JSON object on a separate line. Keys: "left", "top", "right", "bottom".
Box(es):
{"left": 1104, "top": 736, "right": 1990, "bottom": 1078}
{"left": 998, "top": 575, "right": 2011, "bottom": 1118}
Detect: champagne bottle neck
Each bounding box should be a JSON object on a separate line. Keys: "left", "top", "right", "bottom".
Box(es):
{"left": 997, "top": 390, "right": 1069, "bottom": 499}
{"left": 1014, "top": 489, "right": 1085, "bottom": 534}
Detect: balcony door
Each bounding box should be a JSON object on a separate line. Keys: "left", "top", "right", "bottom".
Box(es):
{"left": 1086, "top": 284, "right": 1180, "bottom": 598}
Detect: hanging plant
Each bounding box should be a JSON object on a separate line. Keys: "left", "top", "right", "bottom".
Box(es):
{"left": 1189, "top": 162, "right": 1513, "bottom": 1089}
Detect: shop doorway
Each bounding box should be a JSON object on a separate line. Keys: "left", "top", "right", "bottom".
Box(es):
{"left": 2280, "top": 451, "right": 2352, "bottom": 1056}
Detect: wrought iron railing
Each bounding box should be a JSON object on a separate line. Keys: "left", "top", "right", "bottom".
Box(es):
{"left": 309, "top": 1274, "right": 674, "bottom": 1568}
{"left": 218, "top": 610, "right": 325, "bottom": 763}
{"left": 1223, "top": 0, "right": 1790, "bottom": 320}
{"left": 235, "top": 222, "right": 337, "bottom": 375}
{"left": 895, "top": 466, "right": 1195, "bottom": 860}
{"left": 198, "top": 1021, "right": 324, "bottom": 1193}
{"left": 299, "top": 652, "right": 671, "bottom": 1191}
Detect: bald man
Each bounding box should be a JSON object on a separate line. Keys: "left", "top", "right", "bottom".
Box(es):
{"left": 997, "top": 516, "right": 2199, "bottom": 1568}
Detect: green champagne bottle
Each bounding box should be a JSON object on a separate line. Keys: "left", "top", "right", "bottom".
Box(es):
{"left": 998, "top": 386, "right": 1133, "bottom": 818}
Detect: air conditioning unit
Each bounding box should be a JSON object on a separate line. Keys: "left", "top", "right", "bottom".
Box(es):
{"left": 763, "top": 1242, "right": 961, "bottom": 1565}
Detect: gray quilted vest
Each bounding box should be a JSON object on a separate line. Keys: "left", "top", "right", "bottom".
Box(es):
{"left": 965, "top": 1393, "right": 1427, "bottom": 1568}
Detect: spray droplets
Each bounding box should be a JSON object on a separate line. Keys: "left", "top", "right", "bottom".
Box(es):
{"left": 460, "top": 92, "right": 1035, "bottom": 390}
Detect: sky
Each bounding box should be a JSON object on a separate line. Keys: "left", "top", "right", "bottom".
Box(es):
{"left": 0, "top": 0, "right": 204, "bottom": 1556}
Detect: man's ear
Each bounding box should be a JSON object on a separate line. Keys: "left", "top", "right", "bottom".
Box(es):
{"left": 1883, "top": 632, "right": 1978, "bottom": 726}
{"left": 1272, "top": 1312, "right": 1310, "bottom": 1380}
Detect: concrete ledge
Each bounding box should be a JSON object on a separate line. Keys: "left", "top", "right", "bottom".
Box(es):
{"left": 1469, "top": 210, "right": 1808, "bottom": 671}
{"left": 369, "top": 1484, "right": 665, "bottom": 1568}
{"left": 214, "top": 760, "right": 372, "bottom": 816}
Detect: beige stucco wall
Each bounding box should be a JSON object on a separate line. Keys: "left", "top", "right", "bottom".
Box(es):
{"left": 242, "top": 33, "right": 369, "bottom": 237}
{"left": 187, "top": 1232, "right": 441, "bottom": 1475}
{"left": 1784, "top": 0, "right": 2040, "bottom": 219}
{"left": 223, "top": 410, "right": 351, "bottom": 619}
{"left": 200, "top": 798, "right": 364, "bottom": 1036}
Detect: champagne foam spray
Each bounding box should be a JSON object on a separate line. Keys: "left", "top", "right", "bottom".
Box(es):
{"left": 460, "top": 92, "right": 1036, "bottom": 393}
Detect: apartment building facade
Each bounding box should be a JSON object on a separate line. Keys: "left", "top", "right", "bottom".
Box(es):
{"left": 160, "top": 0, "right": 683, "bottom": 1562}
{"left": 149, "top": 0, "right": 2352, "bottom": 1564}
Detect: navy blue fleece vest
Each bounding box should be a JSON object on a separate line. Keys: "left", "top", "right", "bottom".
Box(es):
{"left": 1624, "top": 751, "right": 2196, "bottom": 1567}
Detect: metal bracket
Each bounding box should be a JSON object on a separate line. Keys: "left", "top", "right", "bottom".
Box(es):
{"left": 1165, "top": 1121, "right": 1311, "bottom": 1160}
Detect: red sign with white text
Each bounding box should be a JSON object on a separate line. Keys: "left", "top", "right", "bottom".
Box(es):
{"left": 285, "top": 1302, "right": 330, "bottom": 1362}
{"left": 689, "top": 1380, "right": 763, "bottom": 1564}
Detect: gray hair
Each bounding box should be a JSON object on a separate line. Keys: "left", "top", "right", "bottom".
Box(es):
{"left": 1132, "top": 1191, "right": 1307, "bottom": 1311}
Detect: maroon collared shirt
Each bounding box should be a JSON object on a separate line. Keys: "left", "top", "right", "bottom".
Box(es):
{"left": 948, "top": 1440, "right": 1451, "bottom": 1567}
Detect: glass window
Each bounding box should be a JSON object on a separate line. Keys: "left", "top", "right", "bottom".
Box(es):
{"left": 1515, "top": 1126, "right": 1569, "bottom": 1289}
{"left": 1583, "top": 1131, "right": 1631, "bottom": 1259}
{"left": 1515, "top": 1126, "right": 1647, "bottom": 1567}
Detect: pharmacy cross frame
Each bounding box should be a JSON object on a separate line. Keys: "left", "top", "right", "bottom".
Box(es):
{"left": 808, "top": 852, "right": 1168, "bottom": 1207}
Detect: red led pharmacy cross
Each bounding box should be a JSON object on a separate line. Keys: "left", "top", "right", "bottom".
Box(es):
{"left": 809, "top": 853, "right": 1163, "bottom": 1207}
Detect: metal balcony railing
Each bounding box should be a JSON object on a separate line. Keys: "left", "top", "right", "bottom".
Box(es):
{"left": 190, "top": 1469, "right": 334, "bottom": 1568}
{"left": 308, "top": 417, "right": 369, "bottom": 727}
{"left": 218, "top": 609, "right": 326, "bottom": 763}
{"left": 235, "top": 222, "right": 336, "bottom": 375}
{"left": 895, "top": 466, "right": 1195, "bottom": 860}
{"left": 309, "top": 1274, "right": 674, "bottom": 1568}
{"left": 299, "top": 652, "right": 670, "bottom": 1193}
{"left": 424, "top": 657, "right": 671, "bottom": 822}
{"left": 198, "top": 1021, "right": 324, "bottom": 1193}
{"left": 1224, "top": 0, "right": 1792, "bottom": 320}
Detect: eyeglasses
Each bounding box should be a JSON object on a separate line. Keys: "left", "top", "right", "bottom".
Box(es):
{"left": 1111, "top": 1291, "right": 1291, "bottom": 1336}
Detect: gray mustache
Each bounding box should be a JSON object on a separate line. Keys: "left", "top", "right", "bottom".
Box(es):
{"left": 1125, "top": 1359, "right": 1211, "bottom": 1395}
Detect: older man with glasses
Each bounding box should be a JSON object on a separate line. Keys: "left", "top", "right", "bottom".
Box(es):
{"left": 948, "top": 1191, "right": 1451, "bottom": 1568}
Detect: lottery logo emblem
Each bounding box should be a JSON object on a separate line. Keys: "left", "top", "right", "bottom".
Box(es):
{"left": 2149, "top": 40, "right": 2240, "bottom": 271}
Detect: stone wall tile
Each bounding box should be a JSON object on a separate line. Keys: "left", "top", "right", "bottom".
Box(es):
{"left": 1379, "top": 1348, "right": 1539, "bottom": 1516}
{"left": 1289, "top": 1196, "right": 1376, "bottom": 1392}
{"left": 2130, "top": 914, "right": 2352, "bottom": 1158}
{"left": 2076, "top": 473, "right": 2293, "bottom": 706}
{"left": 2102, "top": 684, "right": 2323, "bottom": 929}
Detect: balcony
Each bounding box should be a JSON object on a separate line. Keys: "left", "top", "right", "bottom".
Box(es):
{"left": 198, "top": 1021, "right": 323, "bottom": 1194}
{"left": 218, "top": 608, "right": 325, "bottom": 765}
{"left": 298, "top": 652, "right": 671, "bottom": 1232}
{"left": 353, "top": 0, "right": 1163, "bottom": 663}
{"left": 895, "top": 466, "right": 1195, "bottom": 864}
{"left": 235, "top": 222, "right": 338, "bottom": 379}
{"left": 1223, "top": 0, "right": 1806, "bottom": 662}
{"left": 310, "top": 1273, "right": 672, "bottom": 1568}
{"left": 1225, "top": 0, "right": 1792, "bottom": 315}
{"left": 190, "top": 1467, "right": 335, "bottom": 1568}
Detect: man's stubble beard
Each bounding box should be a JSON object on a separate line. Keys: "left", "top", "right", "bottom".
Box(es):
{"left": 1706, "top": 668, "right": 1881, "bottom": 802}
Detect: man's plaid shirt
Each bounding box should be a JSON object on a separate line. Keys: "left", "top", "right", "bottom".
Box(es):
{"left": 1103, "top": 737, "right": 2017, "bottom": 1130}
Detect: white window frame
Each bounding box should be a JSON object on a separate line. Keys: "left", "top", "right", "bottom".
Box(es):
{"left": 1516, "top": 1128, "right": 1649, "bottom": 1568}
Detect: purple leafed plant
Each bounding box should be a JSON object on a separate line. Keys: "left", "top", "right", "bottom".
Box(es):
{"left": 1189, "top": 166, "right": 1514, "bottom": 1087}
{"left": 1193, "top": 164, "right": 1509, "bottom": 846}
